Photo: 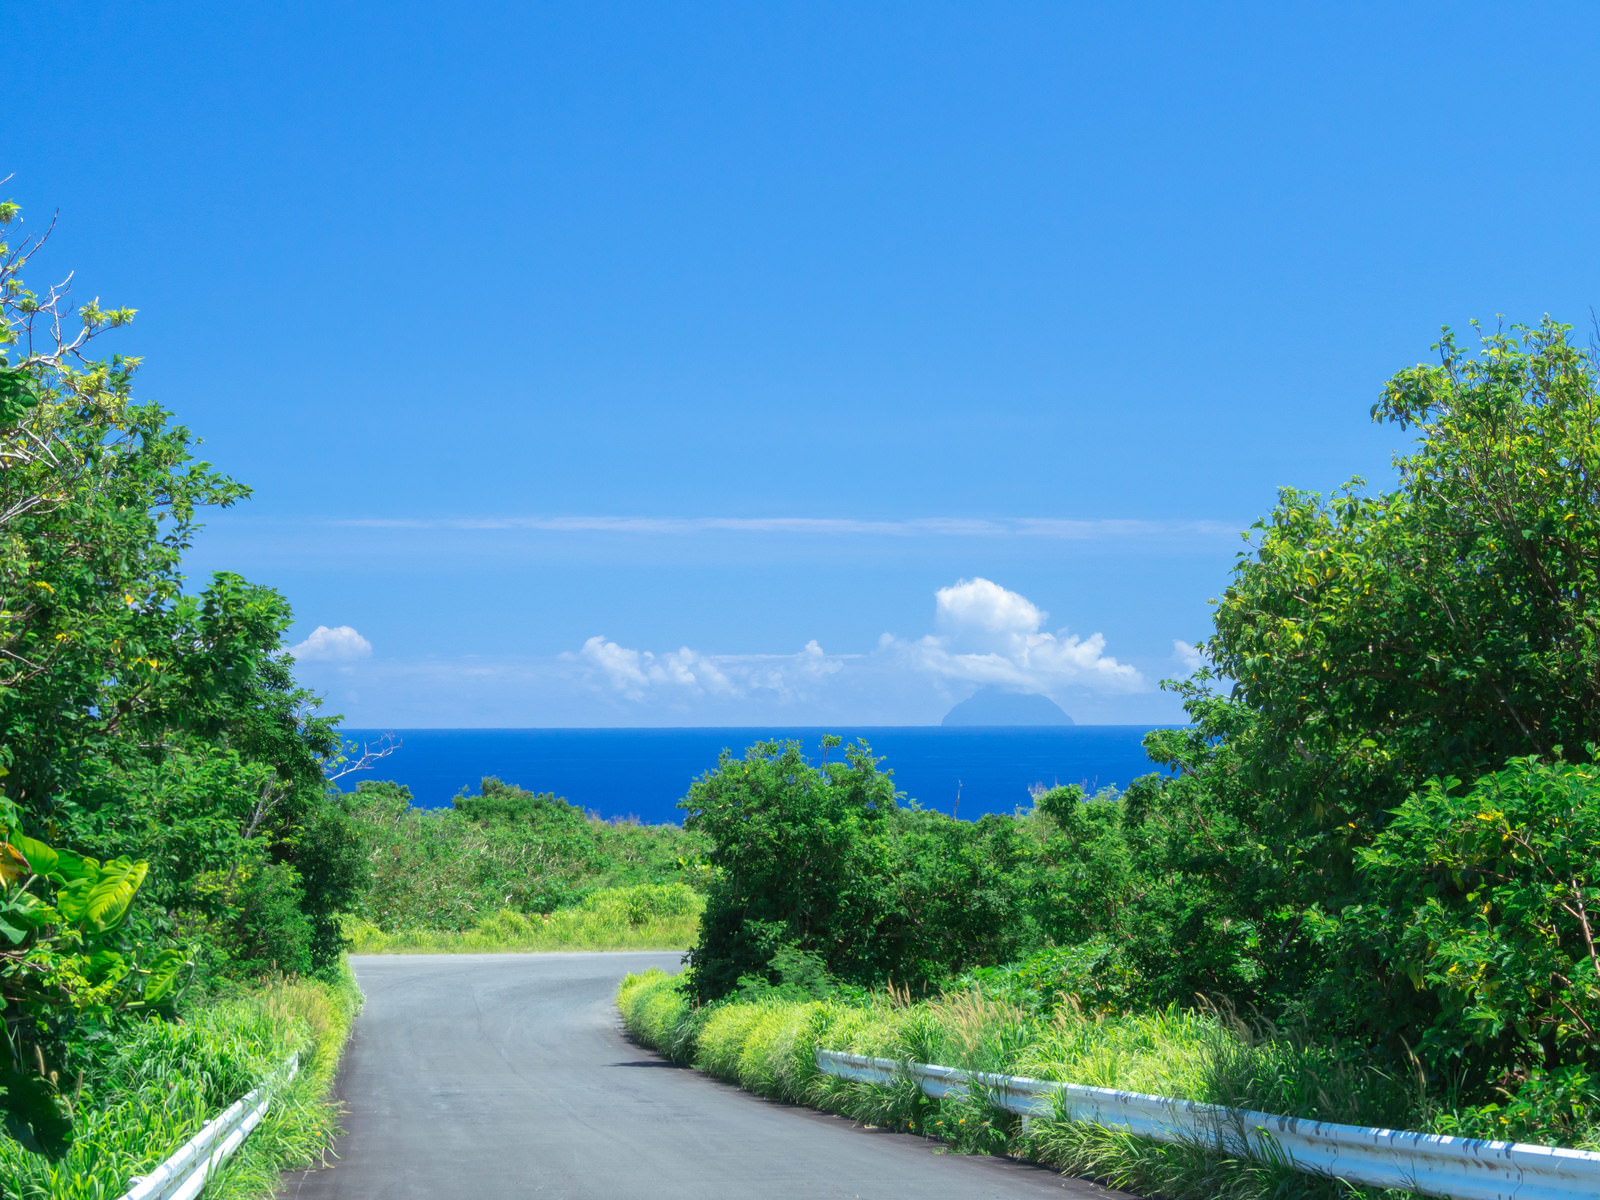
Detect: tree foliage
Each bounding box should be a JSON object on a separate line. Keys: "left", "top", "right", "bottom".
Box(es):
{"left": 683, "top": 737, "right": 1040, "bottom": 1000}
{"left": 346, "top": 778, "right": 704, "bottom": 931}
{"left": 1115, "top": 319, "right": 1600, "bottom": 1127}
{"left": 0, "top": 192, "right": 368, "bottom": 1146}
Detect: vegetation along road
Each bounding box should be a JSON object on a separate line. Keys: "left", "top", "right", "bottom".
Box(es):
{"left": 279, "top": 952, "right": 1133, "bottom": 1200}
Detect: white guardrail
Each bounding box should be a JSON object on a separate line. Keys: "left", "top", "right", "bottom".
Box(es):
{"left": 118, "top": 1056, "right": 299, "bottom": 1200}
{"left": 816, "top": 1049, "right": 1600, "bottom": 1200}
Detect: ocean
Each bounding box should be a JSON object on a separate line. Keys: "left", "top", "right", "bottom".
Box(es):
{"left": 336, "top": 726, "right": 1176, "bottom": 824}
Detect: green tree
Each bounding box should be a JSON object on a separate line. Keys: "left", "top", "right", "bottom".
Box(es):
{"left": 683, "top": 737, "right": 1044, "bottom": 1000}
{"left": 0, "top": 195, "right": 363, "bottom": 981}
{"left": 1133, "top": 317, "right": 1600, "bottom": 1025}
{"left": 683, "top": 738, "right": 899, "bottom": 1000}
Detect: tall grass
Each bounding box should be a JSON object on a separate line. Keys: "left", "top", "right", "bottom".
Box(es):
{"left": 0, "top": 966, "right": 361, "bottom": 1200}
{"left": 348, "top": 883, "right": 703, "bottom": 953}
{"left": 616, "top": 970, "right": 1429, "bottom": 1200}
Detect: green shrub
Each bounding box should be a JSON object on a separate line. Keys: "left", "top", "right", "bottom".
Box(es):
{"left": 1350, "top": 755, "right": 1600, "bottom": 1145}
{"left": 683, "top": 738, "right": 1041, "bottom": 1001}
{"left": 961, "top": 939, "right": 1139, "bottom": 1017}
{"left": 615, "top": 972, "right": 1426, "bottom": 1200}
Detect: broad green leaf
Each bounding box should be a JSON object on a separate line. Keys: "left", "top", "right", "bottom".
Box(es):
{"left": 8, "top": 834, "right": 57, "bottom": 878}
{"left": 53, "top": 876, "right": 92, "bottom": 924}
{"left": 141, "top": 947, "right": 190, "bottom": 1004}
{"left": 81, "top": 858, "right": 147, "bottom": 934}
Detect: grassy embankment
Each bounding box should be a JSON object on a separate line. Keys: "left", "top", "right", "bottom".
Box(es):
{"left": 346, "top": 882, "right": 703, "bottom": 953}
{"left": 343, "top": 778, "right": 707, "bottom": 952}
{"left": 1, "top": 966, "right": 361, "bottom": 1200}
{"left": 617, "top": 968, "right": 1450, "bottom": 1200}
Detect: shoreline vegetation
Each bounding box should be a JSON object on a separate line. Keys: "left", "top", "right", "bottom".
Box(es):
{"left": 340, "top": 777, "right": 706, "bottom": 953}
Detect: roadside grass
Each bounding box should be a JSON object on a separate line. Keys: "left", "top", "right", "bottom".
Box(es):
{"left": 206, "top": 962, "right": 363, "bottom": 1199}
{"left": 616, "top": 969, "right": 1427, "bottom": 1200}
{"left": 0, "top": 964, "right": 361, "bottom": 1200}
{"left": 348, "top": 883, "right": 703, "bottom": 954}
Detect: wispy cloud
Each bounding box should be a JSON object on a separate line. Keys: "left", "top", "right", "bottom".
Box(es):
{"left": 1173, "top": 639, "right": 1206, "bottom": 675}
{"left": 328, "top": 514, "right": 1241, "bottom": 540}
{"left": 566, "top": 637, "right": 851, "bottom": 703}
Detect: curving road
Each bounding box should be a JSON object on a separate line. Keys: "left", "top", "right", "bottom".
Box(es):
{"left": 279, "top": 952, "right": 1134, "bottom": 1199}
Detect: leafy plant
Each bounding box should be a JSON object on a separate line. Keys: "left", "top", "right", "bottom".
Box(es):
{"left": 1352, "top": 754, "right": 1600, "bottom": 1142}
{"left": 0, "top": 800, "right": 186, "bottom": 1152}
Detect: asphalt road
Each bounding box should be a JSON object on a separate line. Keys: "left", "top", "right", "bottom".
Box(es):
{"left": 279, "top": 952, "right": 1135, "bottom": 1200}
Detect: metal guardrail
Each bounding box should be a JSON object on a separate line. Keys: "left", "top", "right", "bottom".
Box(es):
{"left": 816, "top": 1049, "right": 1600, "bottom": 1200}
{"left": 119, "top": 1056, "right": 299, "bottom": 1200}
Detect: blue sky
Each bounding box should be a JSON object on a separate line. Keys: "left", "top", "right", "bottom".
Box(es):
{"left": 9, "top": 3, "right": 1600, "bottom": 725}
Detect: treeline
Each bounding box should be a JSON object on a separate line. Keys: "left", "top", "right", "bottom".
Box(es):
{"left": 679, "top": 321, "right": 1600, "bottom": 1145}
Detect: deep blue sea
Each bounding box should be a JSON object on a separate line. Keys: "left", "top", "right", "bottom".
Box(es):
{"left": 337, "top": 727, "right": 1176, "bottom": 824}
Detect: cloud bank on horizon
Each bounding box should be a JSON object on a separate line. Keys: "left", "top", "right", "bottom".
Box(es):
{"left": 291, "top": 578, "right": 1198, "bottom": 726}
{"left": 560, "top": 578, "right": 1139, "bottom": 706}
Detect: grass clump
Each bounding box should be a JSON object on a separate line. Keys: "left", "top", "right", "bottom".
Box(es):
{"left": 0, "top": 965, "right": 361, "bottom": 1200}
{"left": 348, "top": 883, "right": 703, "bottom": 953}
{"left": 616, "top": 969, "right": 1429, "bottom": 1200}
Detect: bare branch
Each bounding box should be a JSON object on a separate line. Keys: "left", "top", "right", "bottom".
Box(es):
{"left": 325, "top": 732, "right": 403, "bottom": 782}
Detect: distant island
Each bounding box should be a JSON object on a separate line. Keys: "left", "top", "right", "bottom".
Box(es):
{"left": 941, "top": 686, "right": 1075, "bottom": 726}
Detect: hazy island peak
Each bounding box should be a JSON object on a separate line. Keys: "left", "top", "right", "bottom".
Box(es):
{"left": 941, "top": 687, "right": 1075, "bottom": 727}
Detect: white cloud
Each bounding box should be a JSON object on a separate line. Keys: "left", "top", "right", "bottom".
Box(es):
{"left": 315, "top": 578, "right": 1158, "bottom": 725}
{"left": 1173, "top": 639, "right": 1206, "bottom": 675}
{"left": 573, "top": 636, "right": 737, "bottom": 701}
{"left": 935, "top": 577, "right": 1047, "bottom": 648}
{"left": 289, "top": 625, "right": 373, "bottom": 662}
{"left": 741, "top": 639, "right": 846, "bottom": 699}
{"left": 569, "top": 636, "right": 848, "bottom": 704}
{"left": 566, "top": 579, "right": 1140, "bottom": 709}
{"left": 892, "top": 577, "right": 1144, "bottom": 695}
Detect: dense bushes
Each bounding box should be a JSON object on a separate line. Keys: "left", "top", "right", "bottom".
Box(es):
{"left": 345, "top": 777, "right": 705, "bottom": 932}
{"left": 682, "top": 737, "right": 1039, "bottom": 1000}
{"left": 0, "top": 967, "right": 361, "bottom": 1199}
{"left": 1352, "top": 756, "right": 1600, "bottom": 1141}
